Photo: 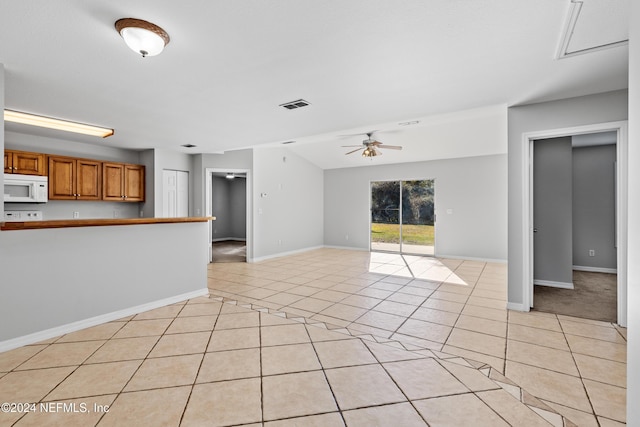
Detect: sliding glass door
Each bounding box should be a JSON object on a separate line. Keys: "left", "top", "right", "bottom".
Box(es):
{"left": 371, "top": 180, "right": 434, "bottom": 255}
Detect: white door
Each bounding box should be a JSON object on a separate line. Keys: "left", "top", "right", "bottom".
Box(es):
{"left": 163, "top": 170, "right": 189, "bottom": 217}
{"left": 176, "top": 171, "right": 189, "bottom": 217}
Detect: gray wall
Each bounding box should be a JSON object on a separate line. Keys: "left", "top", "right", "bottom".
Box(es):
{"left": 533, "top": 138, "right": 573, "bottom": 285}
{"left": 193, "top": 149, "right": 253, "bottom": 219}
{"left": 0, "top": 221, "right": 209, "bottom": 343}
{"left": 572, "top": 144, "right": 617, "bottom": 269}
{"left": 230, "top": 178, "right": 247, "bottom": 238}
{"left": 212, "top": 176, "right": 230, "bottom": 238}
{"left": 211, "top": 176, "right": 247, "bottom": 240}
{"left": 507, "top": 90, "right": 628, "bottom": 306}
{"left": 324, "top": 154, "right": 507, "bottom": 261}
{"left": 252, "top": 147, "right": 324, "bottom": 260}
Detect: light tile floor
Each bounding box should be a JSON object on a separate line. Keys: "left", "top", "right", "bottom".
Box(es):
{"left": 208, "top": 248, "right": 627, "bottom": 426}
{"left": 0, "top": 249, "right": 626, "bottom": 426}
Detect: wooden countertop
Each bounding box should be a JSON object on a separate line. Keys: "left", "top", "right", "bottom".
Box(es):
{"left": 1, "top": 216, "right": 215, "bottom": 231}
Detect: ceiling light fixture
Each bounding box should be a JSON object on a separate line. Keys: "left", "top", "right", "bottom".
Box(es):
{"left": 362, "top": 147, "right": 379, "bottom": 158}
{"left": 4, "top": 110, "right": 114, "bottom": 138}
{"left": 226, "top": 173, "right": 235, "bottom": 180}
{"left": 115, "top": 18, "right": 170, "bottom": 57}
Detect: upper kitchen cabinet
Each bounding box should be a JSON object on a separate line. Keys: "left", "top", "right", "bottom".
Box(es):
{"left": 4, "top": 150, "right": 46, "bottom": 175}
{"left": 103, "top": 162, "right": 145, "bottom": 202}
{"left": 48, "top": 156, "right": 102, "bottom": 200}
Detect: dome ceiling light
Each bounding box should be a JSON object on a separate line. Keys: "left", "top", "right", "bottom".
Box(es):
{"left": 115, "top": 18, "right": 170, "bottom": 57}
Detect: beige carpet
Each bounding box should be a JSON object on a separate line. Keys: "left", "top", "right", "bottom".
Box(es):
{"left": 533, "top": 270, "right": 617, "bottom": 322}
{"left": 212, "top": 240, "right": 246, "bottom": 263}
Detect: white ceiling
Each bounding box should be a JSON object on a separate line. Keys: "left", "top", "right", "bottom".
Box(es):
{"left": 0, "top": 0, "right": 629, "bottom": 169}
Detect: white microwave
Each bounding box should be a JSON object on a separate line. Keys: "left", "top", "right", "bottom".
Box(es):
{"left": 4, "top": 174, "right": 48, "bottom": 203}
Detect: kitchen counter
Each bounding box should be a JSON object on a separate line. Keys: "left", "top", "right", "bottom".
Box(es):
{"left": 1, "top": 216, "right": 215, "bottom": 231}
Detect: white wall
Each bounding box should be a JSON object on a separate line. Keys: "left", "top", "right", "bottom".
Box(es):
{"left": 0, "top": 221, "right": 209, "bottom": 345}
{"left": 507, "top": 90, "right": 628, "bottom": 306}
{"left": 324, "top": 154, "right": 507, "bottom": 261}
{"left": 252, "top": 147, "right": 324, "bottom": 260}
{"left": 627, "top": 3, "right": 639, "bottom": 424}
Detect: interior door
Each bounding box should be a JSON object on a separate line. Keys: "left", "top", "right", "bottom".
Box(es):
{"left": 533, "top": 137, "right": 574, "bottom": 289}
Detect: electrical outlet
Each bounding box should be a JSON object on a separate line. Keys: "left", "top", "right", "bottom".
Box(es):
{"left": 278, "top": 239, "right": 282, "bottom": 245}
{"left": 73, "top": 211, "right": 79, "bottom": 219}
{"left": 345, "top": 234, "right": 349, "bottom": 240}
{"left": 589, "top": 249, "right": 595, "bottom": 257}
{"left": 113, "top": 210, "right": 119, "bottom": 218}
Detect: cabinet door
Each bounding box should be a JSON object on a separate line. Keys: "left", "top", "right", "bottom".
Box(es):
{"left": 13, "top": 152, "right": 46, "bottom": 175}
{"left": 124, "top": 164, "right": 145, "bottom": 202}
{"left": 48, "top": 156, "right": 76, "bottom": 200}
{"left": 4, "top": 151, "right": 12, "bottom": 173}
{"left": 103, "top": 163, "right": 124, "bottom": 201}
{"left": 77, "top": 159, "right": 102, "bottom": 200}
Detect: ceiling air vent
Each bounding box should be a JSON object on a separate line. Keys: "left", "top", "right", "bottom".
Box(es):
{"left": 181, "top": 144, "right": 197, "bottom": 148}
{"left": 279, "top": 99, "right": 311, "bottom": 110}
{"left": 281, "top": 141, "right": 296, "bottom": 145}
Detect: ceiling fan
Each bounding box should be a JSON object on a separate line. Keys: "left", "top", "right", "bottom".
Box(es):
{"left": 342, "top": 132, "right": 403, "bottom": 158}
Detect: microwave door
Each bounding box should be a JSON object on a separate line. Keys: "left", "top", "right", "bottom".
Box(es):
{"left": 5, "top": 181, "right": 33, "bottom": 202}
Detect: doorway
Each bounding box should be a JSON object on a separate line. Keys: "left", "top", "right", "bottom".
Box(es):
{"left": 205, "top": 168, "right": 252, "bottom": 263}
{"left": 532, "top": 135, "right": 617, "bottom": 322}
{"left": 521, "top": 121, "right": 628, "bottom": 326}
{"left": 370, "top": 180, "right": 435, "bottom": 255}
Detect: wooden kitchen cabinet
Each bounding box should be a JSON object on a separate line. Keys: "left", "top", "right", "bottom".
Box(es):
{"left": 4, "top": 150, "right": 46, "bottom": 175}
{"left": 48, "top": 156, "right": 102, "bottom": 200}
{"left": 103, "top": 162, "right": 145, "bottom": 202}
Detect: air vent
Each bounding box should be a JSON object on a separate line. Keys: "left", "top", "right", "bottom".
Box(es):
{"left": 281, "top": 141, "right": 296, "bottom": 145}
{"left": 279, "top": 99, "right": 311, "bottom": 110}
{"left": 181, "top": 144, "right": 197, "bottom": 148}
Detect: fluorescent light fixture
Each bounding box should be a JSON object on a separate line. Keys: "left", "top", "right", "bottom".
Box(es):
{"left": 4, "top": 110, "right": 114, "bottom": 138}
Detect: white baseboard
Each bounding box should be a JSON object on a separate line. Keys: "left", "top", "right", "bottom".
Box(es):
{"left": 0, "top": 288, "right": 209, "bottom": 354}
{"left": 249, "top": 245, "right": 324, "bottom": 263}
{"left": 436, "top": 253, "right": 508, "bottom": 264}
{"left": 506, "top": 302, "right": 530, "bottom": 311}
{"left": 534, "top": 279, "right": 574, "bottom": 289}
{"left": 573, "top": 265, "right": 617, "bottom": 274}
{"left": 323, "top": 245, "right": 369, "bottom": 252}
{"left": 212, "top": 237, "right": 246, "bottom": 243}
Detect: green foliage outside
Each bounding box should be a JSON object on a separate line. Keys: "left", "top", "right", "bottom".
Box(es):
{"left": 371, "top": 223, "right": 434, "bottom": 245}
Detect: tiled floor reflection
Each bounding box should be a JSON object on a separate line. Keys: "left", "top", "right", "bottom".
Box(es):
{"left": 0, "top": 249, "right": 626, "bottom": 426}
{"left": 208, "top": 248, "right": 627, "bottom": 426}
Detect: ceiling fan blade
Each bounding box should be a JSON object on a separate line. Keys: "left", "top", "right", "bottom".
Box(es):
{"left": 341, "top": 145, "right": 363, "bottom": 148}
{"left": 345, "top": 148, "right": 363, "bottom": 155}
{"left": 379, "top": 145, "right": 403, "bottom": 150}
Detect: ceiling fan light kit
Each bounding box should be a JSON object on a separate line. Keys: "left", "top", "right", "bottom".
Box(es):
{"left": 343, "top": 132, "right": 402, "bottom": 159}
{"left": 115, "top": 18, "right": 170, "bottom": 57}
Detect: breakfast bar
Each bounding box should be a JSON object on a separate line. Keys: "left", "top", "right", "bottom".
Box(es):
{"left": 0, "top": 217, "right": 213, "bottom": 350}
